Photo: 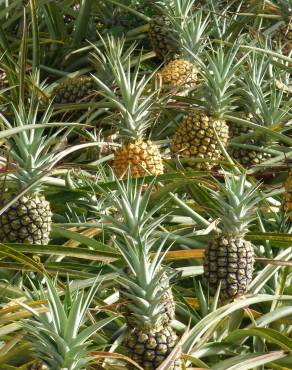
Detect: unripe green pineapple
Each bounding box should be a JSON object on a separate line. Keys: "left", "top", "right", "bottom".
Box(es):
{"left": 204, "top": 236, "right": 254, "bottom": 300}
{"left": 149, "top": 15, "right": 177, "bottom": 60}
{"left": 0, "top": 95, "right": 78, "bottom": 245}
{"left": 99, "top": 179, "right": 181, "bottom": 369}
{"left": 203, "top": 172, "right": 260, "bottom": 301}
{"left": 0, "top": 194, "right": 52, "bottom": 245}
{"left": 125, "top": 326, "right": 181, "bottom": 370}
{"left": 52, "top": 76, "right": 98, "bottom": 104}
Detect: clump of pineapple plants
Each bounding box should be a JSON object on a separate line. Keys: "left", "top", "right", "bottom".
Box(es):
{"left": 0, "top": 0, "right": 291, "bottom": 369}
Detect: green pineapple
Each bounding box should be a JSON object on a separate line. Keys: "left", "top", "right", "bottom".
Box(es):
{"left": 52, "top": 75, "right": 98, "bottom": 104}
{"left": 92, "top": 35, "right": 164, "bottom": 178}
{"left": 0, "top": 97, "right": 79, "bottom": 245}
{"left": 99, "top": 178, "right": 181, "bottom": 369}
{"left": 171, "top": 45, "right": 246, "bottom": 170}
{"left": 203, "top": 172, "right": 260, "bottom": 301}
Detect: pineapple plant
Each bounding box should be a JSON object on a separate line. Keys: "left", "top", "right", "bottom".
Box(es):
{"left": 203, "top": 171, "right": 260, "bottom": 301}
{"left": 91, "top": 36, "right": 164, "bottom": 178}
{"left": 99, "top": 177, "right": 180, "bottom": 369}
{"left": 21, "top": 277, "right": 114, "bottom": 369}
{"left": 229, "top": 54, "right": 290, "bottom": 167}
{"left": 155, "top": 1, "right": 208, "bottom": 93}
{"left": 0, "top": 97, "right": 80, "bottom": 245}
{"left": 283, "top": 169, "right": 292, "bottom": 221}
{"left": 170, "top": 45, "right": 245, "bottom": 170}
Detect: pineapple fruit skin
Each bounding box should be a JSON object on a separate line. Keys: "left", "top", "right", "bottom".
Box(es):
{"left": 159, "top": 59, "right": 197, "bottom": 91}
{"left": 228, "top": 122, "right": 271, "bottom": 166}
{"left": 113, "top": 139, "right": 164, "bottom": 178}
{"left": 149, "top": 15, "right": 178, "bottom": 60}
{"left": 283, "top": 170, "right": 292, "bottom": 221}
{"left": 171, "top": 112, "right": 229, "bottom": 170}
{"left": 52, "top": 76, "right": 97, "bottom": 104}
{"left": 124, "top": 326, "right": 181, "bottom": 370}
{"left": 203, "top": 236, "right": 254, "bottom": 301}
{"left": 0, "top": 194, "right": 52, "bottom": 245}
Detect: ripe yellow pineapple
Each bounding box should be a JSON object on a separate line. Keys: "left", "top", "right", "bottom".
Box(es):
{"left": 92, "top": 35, "right": 164, "bottom": 178}
{"left": 171, "top": 45, "right": 245, "bottom": 170}
{"left": 283, "top": 170, "right": 292, "bottom": 221}
{"left": 113, "top": 139, "right": 163, "bottom": 178}
{"left": 155, "top": 1, "right": 208, "bottom": 93}
{"left": 171, "top": 113, "right": 229, "bottom": 170}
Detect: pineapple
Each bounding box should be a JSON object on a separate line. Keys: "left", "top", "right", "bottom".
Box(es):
{"left": 283, "top": 170, "right": 292, "bottom": 221}
{"left": 203, "top": 172, "right": 260, "bottom": 301}
{"left": 99, "top": 178, "right": 181, "bottom": 369}
{"left": 156, "top": 1, "right": 208, "bottom": 93}
{"left": 171, "top": 45, "right": 245, "bottom": 170}
{"left": 92, "top": 35, "right": 164, "bottom": 178}
{"left": 52, "top": 75, "right": 98, "bottom": 104}
{"left": 149, "top": 14, "right": 178, "bottom": 60}
{"left": 0, "top": 95, "right": 80, "bottom": 245}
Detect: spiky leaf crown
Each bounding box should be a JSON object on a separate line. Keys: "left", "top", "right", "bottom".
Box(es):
{"left": 99, "top": 176, "right": 175, "bottom": 329}
{"left": 239, "top": 54, "right": 290, "bottom": 128}
{"left": 208, "top": 172, "right": 261, "bottom": 236}
{"left": 156, "top": 0, "right": 209, "bottom": 58}
{"left": 193, "top": 45, "right": 246, "bottom": 117}
{"left": 0, "top": 100, "right": 73, "bottom": 191}
{"left": 91, "top": 35, "right": 158, "bottom": 141}
{"left": 21, "top": 278, "right": 114, "bottom": 370}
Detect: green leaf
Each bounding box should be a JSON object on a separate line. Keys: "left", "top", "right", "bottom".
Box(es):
{"left": 225, "top": 328, "right": 292, "bottom": 351}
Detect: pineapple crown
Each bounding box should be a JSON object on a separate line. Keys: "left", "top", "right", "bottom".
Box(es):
{"left": 0, "top": 97, "right": 78, "bottom": 192}
{"left": 98, "top": 175, "right": 176, "bottom": 329}
{"left": 89, "top": 36, "right": 137, "bottom": 87}
{"left": 207, "top": 171, "right": 261, "bottom": 237}
{"left": 193, "top": 44, "right": 246, "bottom": 117}
{"left": 157, "top": 0, "right": 209, "bottom": 58}
{"left": 21, "top": 277, "right": 114, "bottom": 369}
{"left": 239, "top": 53, "right": 290, "bottom": 128}
{"left": 91, "top": 35, "right": 158, "bottom": 141}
